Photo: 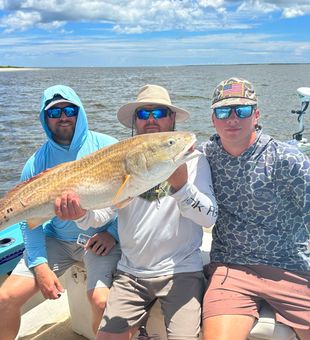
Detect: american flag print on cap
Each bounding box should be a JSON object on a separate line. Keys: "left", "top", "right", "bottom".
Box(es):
{"left": 211, "top": 77, "right": 258, "bottom": 109}
{"left": 223, "top": 82, "right": 244, "bottom": 97}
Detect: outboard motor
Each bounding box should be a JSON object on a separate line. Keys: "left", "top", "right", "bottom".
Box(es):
{"left": 288, "top": 87, "right": 310, "bottom": 155}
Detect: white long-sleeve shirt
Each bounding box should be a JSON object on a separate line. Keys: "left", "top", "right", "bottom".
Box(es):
{"left": 75, "top": 207, "right": 116, "bottom": 230}
{"left": 76, "top": 151, "right": 217, "bottom": 277}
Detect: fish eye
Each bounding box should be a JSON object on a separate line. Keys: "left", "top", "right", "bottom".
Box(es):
{"left": 167, "top": 138, "right": 175, "bottom": 146}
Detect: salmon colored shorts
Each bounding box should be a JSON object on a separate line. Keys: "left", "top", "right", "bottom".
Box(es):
{"left": 202, "top": 263, "right": 310, "bottom": 330}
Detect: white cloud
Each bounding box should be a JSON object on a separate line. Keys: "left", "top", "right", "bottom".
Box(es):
{"left": 113, "top": 24, "right": 144, "bottom": 34}
{"left": 1, "top": 0, "right": 309, "bottom": 34}
{"left": 0, "top": 31, "right": 309, "bottom": 67}
{"left": 37, "top": 21, "right": 65, "bottom": 30}
{"left": 0, "top": 0, "right": 309, "bottom": 67}
{"left": 237, "top": 0, "right": 277, "bottom": 14}
{"left": 0, "top": 9, "right": 67, "bottom": 32}
{"left": 237, "top": 0, "right": 310, "bottom": 18}
{"left": 198, "top": 0, "right": 225, "bottom": 7}
{"left": 0, "top": 0, "right": 310, "bottom": 66}
{"left": 1, "top": 10, "right": 41, "bottom": 32}
{"left": 282, "top": 7, "right": 305, "bottom": 19}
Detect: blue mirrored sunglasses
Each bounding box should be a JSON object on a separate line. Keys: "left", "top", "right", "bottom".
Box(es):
{"left": 46, "top": 106, "right": 79, "bottom": 119}
{"left": 135, "top": 107, "right": 171, "bottom": 120}
{"left": 214, "top": 105, "right": 255, "bottom": 120}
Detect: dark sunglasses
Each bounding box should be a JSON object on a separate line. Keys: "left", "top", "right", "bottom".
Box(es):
{"left": 135, "top": 107, "right": 171, "bottom": 120}
{"left": 214, "top": 105, "right": 255, "bottom": 120}
{"left": 46, "top": 106, "right": 79, "bottom": 119}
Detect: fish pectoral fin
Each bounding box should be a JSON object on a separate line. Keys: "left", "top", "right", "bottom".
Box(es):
{"left": 27, "top": 217, "right": 48, "bottom": 229}
{"left": 115, "top": 197, "right": 134, "bottom": 209}
{"left": 112, "top": 175, "right": 131, "bottom": 206}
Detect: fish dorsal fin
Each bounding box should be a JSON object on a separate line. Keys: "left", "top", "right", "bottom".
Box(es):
{"left": 112, "top": 174, "right": 131, "bottom": 206}
{"left": 27, "top": 217, "right": 49, "bottom": 229}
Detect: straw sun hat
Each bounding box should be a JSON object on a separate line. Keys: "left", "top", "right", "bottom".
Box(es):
{"left": 117, "top": 84, "right": 189, "bottom": 128}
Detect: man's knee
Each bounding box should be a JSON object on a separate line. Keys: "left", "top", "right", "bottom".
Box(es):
{"left": 0, "top": 275, "right": 38, "bottom": 310}
{"left": 0, "top": 285, "right": 27, "bottom": 310}
{"left": 0, "top": 287, "right": 12, "bottom": 309}
{"left": 87, "top": 287, "right": 109, "bottom": 311}
{"left": 92, "top": 297, "right": 107, "bottom": 311}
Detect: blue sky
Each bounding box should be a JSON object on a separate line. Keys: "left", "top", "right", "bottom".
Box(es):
{"left": 0, "top": 0, "right": 309, "bottom": 67}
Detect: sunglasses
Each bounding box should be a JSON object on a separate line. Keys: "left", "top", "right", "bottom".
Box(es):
{"left": 214, "top": 105, "right": 255, "bottom": 120}
{"left": 135, "top": 107, "right": 171, "bottom": 120}
{"left": 46, "top": 106, "right": 79, "bottom": 119}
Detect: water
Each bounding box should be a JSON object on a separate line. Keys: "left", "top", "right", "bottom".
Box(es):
{"left": 1, "top": 64, "right": 310, "bottom": 196}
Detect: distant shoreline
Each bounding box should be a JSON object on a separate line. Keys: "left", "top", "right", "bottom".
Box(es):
{"left": 0, "top": 63, "right": 310, "bottom": 71}
{"left": 0, "top": 67, "right": 40, "bottom": 72}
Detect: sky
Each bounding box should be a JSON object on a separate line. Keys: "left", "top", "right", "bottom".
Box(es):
{"left": 0, "top": 0, "right": 310, "bottom": 67}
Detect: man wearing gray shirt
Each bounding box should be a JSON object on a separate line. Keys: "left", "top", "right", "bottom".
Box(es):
{"left": 201, "top": 77, "right": 310, "bottom": 340}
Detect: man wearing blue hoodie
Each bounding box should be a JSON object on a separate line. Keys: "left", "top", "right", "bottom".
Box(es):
{"left": 0, "top": 85, "right": 121, "bottom": 339}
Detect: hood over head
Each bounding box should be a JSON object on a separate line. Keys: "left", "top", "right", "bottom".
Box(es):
{"left": 40, "top": 85, "right": 88, "bottom": 151}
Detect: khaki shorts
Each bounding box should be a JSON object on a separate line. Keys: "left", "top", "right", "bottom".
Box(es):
{"left": 99, "top": 270, "right": 204, "bottom": 339}
{"left": 203, "top": 263, "right": 310, "bottom": 330}
{"left": 12, "top": 236, "right": 121, "bottom": 291}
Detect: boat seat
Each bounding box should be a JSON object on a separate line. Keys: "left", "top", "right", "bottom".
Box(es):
{"left": 65, "top": 232, "right": 297, "bottom": 340}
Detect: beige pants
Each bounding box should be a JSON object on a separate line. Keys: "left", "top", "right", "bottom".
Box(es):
{"left": 12, "top": 236, "right": 121, "bottom": 290}
{"left": 99, "top": 270, "right": 204, "bottom": 339}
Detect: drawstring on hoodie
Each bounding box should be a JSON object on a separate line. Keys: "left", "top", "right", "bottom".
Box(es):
{"left": 221, "top": 265, "right": 229, "bottom": 285}
{"left": 131, "top": 114, "right": 136, "bottom": 137}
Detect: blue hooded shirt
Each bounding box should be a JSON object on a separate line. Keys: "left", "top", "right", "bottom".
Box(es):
{"left": 20, "top": 85, "right": 119, "bottom": 268}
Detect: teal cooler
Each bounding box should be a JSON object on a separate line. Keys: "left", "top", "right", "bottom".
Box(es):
{"left": 0, "top": 223, "right": 24, "bottom": 275}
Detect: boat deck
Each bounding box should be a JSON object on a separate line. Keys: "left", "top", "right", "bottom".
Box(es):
{"left": 18, "top": 290, "right": 87, "bottom": 340}
{"left": 0, "top": 229, "right": 299, "bottom": 340}
{"left": 0, "top": 274, "right": 86, "bottom": 340}
{"left": 20, "top": 318, "right": 86, "bottom": 340}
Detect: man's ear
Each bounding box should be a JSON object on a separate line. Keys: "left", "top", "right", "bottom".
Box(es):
{"left": 211, "top": 112, "right": 215, "bottom": 127}
{"left": 254, "top": 108, "right": 260, "bottom": 122}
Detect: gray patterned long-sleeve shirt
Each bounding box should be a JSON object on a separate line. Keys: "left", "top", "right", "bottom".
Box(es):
{"left": 200, "top": 130, "right": 310, "bottom": 273}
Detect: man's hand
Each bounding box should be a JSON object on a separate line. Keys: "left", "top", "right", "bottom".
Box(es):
{"left": 167, "top": 163, "right": 188, "bottom": 192}
{"left": 55, "top": 191, "right": 87, "bottom": 220}
{"left": 85, "top": 232, "right": 116, "bottom": 256}
{"left": 34, "top": 263, "right": 64, "bottom": 299}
